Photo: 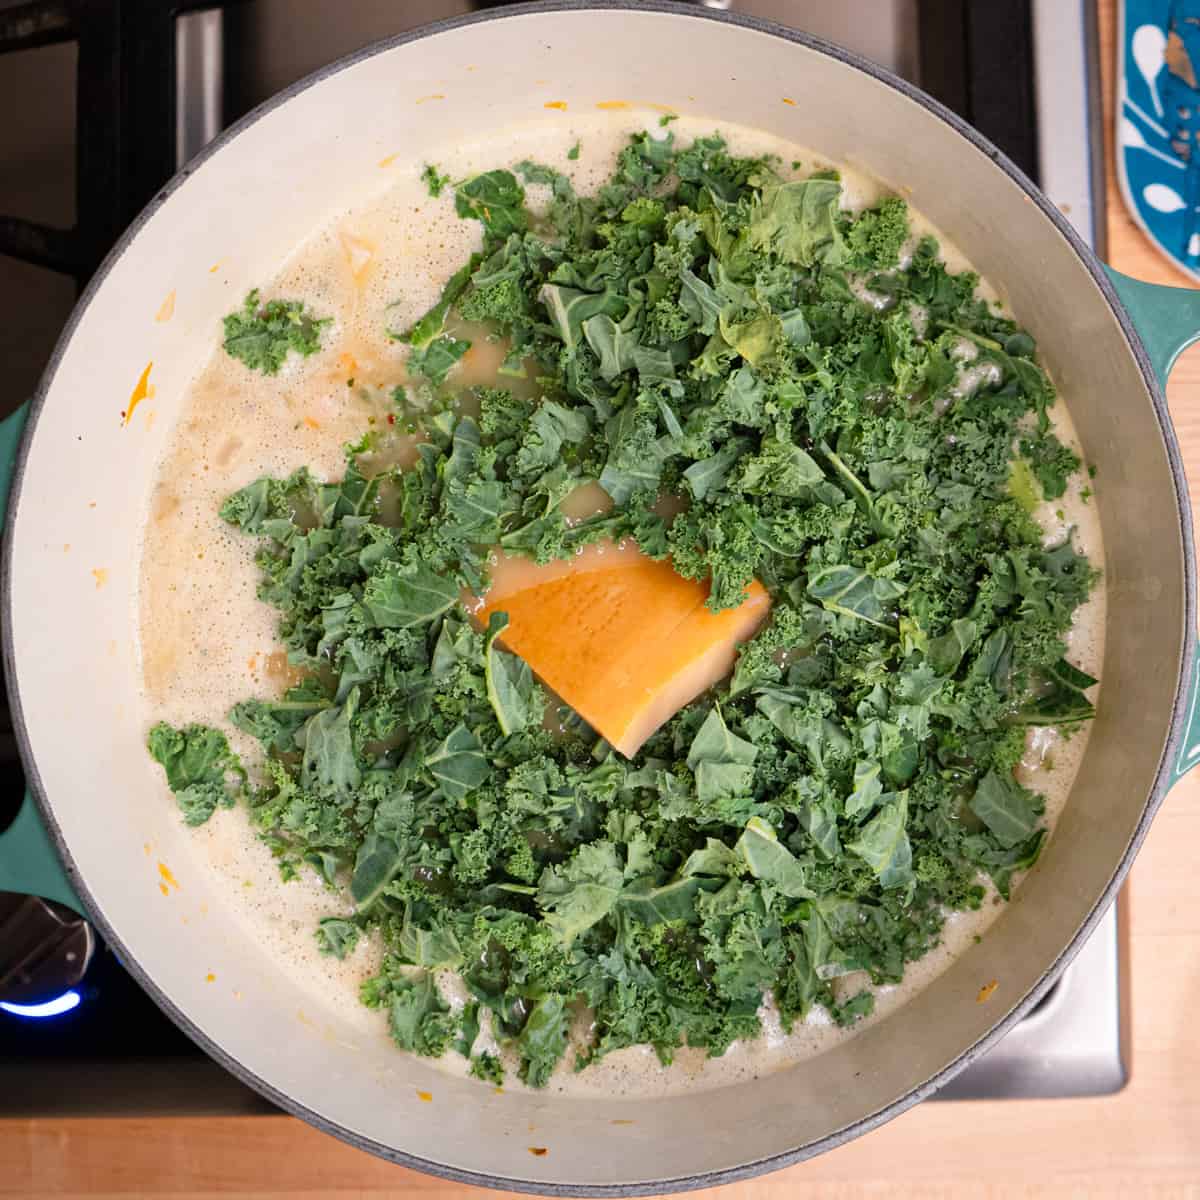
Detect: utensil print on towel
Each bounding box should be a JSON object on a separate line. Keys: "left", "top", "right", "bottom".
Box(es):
{"left": 1134, "top": 23, "right": 1168, "bottom": 115}
{"left": 1140, "top": 182, "right": 1200, "bottom": 250}
{"left": 1122, "top": 115, "right": 1186, "bottom": 168}
{"left": 1118, "top": 0, "right": 1200, "bottom": 279}
{"left": 1145, "top": 181, "right": 1188, "bottom": 211}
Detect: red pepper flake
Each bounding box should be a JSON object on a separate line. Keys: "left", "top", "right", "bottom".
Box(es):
{"left": 976, "top": 979, "right": 999, "bottom": 1003}
{"left": 528, "top": 1147, "right": 548, "bottom": 1157}
{"left": 387, "top": 413, "right": 396, "bottom": 425}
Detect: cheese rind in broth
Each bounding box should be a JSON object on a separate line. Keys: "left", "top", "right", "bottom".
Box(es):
{"left": 474, "top": 543, "right": 771, "bottom": 756}
{"left": 137, "top": 112, "right": 1105, "bottom": 1098}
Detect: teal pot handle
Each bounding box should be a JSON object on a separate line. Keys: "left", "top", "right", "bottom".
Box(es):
{"left": 1105, "top": 268, "right": 1200, "bottom": 779}
{"left": 1104, "top": 268, "right": 1200, "bottom": 385}
{"left": 0, "top": 403, "right": 83, "bottom": 913}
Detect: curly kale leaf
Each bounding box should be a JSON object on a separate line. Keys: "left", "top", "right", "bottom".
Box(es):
{"left": 222, "top": 290, "right": 329, "bottom": 375}
{"left": 147, "top": 723, "right": 247, "bottom": 826}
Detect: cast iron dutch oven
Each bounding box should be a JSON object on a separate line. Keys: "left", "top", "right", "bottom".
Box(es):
{"left": 4, "top": 3, "right": 1200, "bottom": 1193}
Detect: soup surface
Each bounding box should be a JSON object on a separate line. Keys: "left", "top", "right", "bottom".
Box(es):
{"left": 138, "top": 112, "right": 1105, "bottom": 1096}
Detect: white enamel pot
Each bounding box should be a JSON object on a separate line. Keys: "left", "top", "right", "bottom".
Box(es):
{"left": 4, "top": 3, "right": 1200, "bottom": 1193}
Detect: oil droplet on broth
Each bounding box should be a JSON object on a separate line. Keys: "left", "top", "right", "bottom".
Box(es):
{"left": 137, "top": 111, "right": 1106, "bottom": 1102}
{"left": 338, "top": 231, "right": 374, "bottom": 280}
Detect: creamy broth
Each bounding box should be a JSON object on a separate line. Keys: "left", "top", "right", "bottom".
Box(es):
{"left": 137, "top": 113, "right": 1106, "bottom": 1097}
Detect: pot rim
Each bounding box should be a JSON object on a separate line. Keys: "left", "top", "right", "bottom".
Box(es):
{"left": 2, "top": 2, "right": 1193, "bottom": 1195}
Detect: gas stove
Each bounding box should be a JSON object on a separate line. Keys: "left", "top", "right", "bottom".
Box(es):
{"left": 0, "top": 0, "right": 1126, "bottom": 1115}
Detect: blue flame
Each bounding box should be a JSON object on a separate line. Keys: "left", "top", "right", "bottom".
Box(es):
{"left": 0, "top": 990, "right": 82, "bottom": 1018}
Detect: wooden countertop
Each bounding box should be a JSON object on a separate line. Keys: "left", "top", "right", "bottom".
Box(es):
{"left": 6, "top": 2, "right": 1200, "bottom": 1196}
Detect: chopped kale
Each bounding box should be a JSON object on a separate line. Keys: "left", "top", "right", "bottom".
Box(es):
{"left": 222, "top": 290, "right": 329, "bottom": 375}
{"left": 149, "top": 129, "right": 1099, "bottom": 1089}
{"left": 420, "top": 163, "right": 451, "bottom": 197}
{"left": 470, "top": 1051, "right": 506, "bottom": 1085}
{"left": 147, "top": 722, "right": 246, "bottom": 826}
{"left": 1019, "top": 429, "right": 1081, "bottom": 500}
{"left": 316, "top": 917, "right": 361, "bottom": 959}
